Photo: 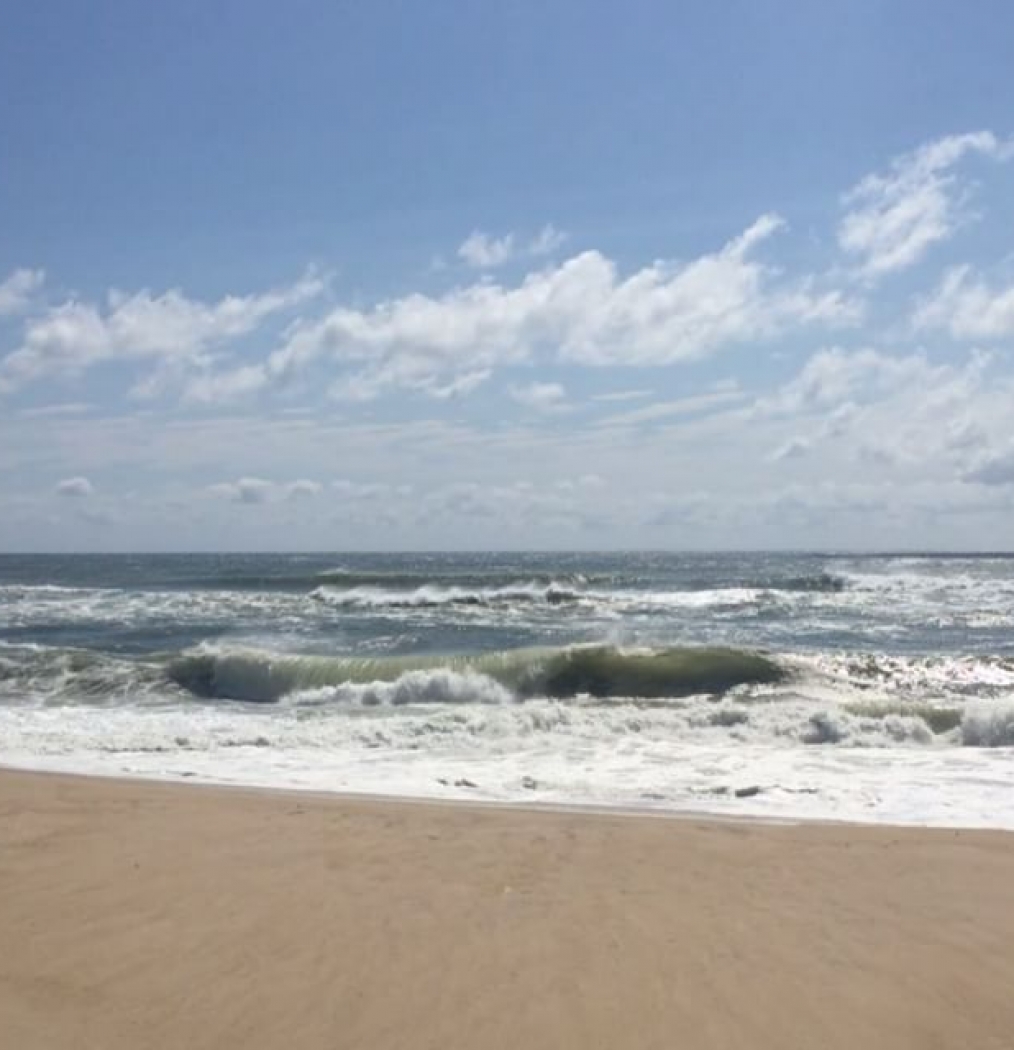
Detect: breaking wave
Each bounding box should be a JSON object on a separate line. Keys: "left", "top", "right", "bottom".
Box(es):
{"left": 307, "top": 572, "right": 845, "bottom": 612}
{"left": 0, "top": 643, "right": 170, "bottom": 705}
{"left": 5, "top": 641, "right": 1014, "bottom": 757}
{"left": 310, "top": 581, "right": 585, "bottom": 608}
{"left": 166, "top": 644, "right": 785, "bottom": 703}
{"left": 25, "top": 565, "right": 842, "bottom": 596}
{"left": 961, "top": 703, "right": 1014, "bottom": 747}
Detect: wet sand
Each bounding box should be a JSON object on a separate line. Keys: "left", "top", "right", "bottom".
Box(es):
{"left": 1, "top": 770, "right": 1013, "bottom": 1049}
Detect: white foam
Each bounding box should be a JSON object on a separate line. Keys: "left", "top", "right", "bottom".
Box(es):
{"left": 0, "top": 584, "right": 309, "bottom": 629}
{"left": 298, "top": 669, "right": 516, "bottom": 707}
{"left": 3, "top": 686, "right": 1014, "bottom": 828}
{"left": 311, "top": 581, "right": 584, "bottom": 608}
{"left": 961, "top": 702, "right": 1014, "bottom": 747}
{"left": 787, "top": 651, "right": 1014, "bottom": 702}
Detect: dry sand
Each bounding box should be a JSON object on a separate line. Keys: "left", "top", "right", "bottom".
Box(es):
{"left": 1, "top": 771, "right": 1013, "bottom": 1049}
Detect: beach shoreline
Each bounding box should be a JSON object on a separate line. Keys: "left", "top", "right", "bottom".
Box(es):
{"left": 0, "top": 760, "right": 815, "bottom": 827}
{"left": 2, "top": 769, "right": 1013, "bottom": 1049}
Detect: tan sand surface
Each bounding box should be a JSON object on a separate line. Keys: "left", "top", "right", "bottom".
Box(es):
{"left": 1, "top": 770, "right": 1013, "bottom": 1049}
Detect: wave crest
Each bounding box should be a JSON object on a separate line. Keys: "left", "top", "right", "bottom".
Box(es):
{"left": 311, "top": 581, "right": 583, "bottom": 609}
{"left": 166, "top": 644, "right": 785, "bottom": 704}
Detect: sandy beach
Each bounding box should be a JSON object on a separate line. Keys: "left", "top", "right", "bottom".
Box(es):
{"left": 1, "top": 771, "right": 1013, "bottom": 1049}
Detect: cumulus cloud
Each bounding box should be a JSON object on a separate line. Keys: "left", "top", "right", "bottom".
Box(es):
{"left": 0, "top": 269, "right": 325, "bottom": 393}
{"left": 206, "top": 477, "right": 331, "bottom": 504}
{"left": 763, "top": 347, "right": 935, "bottom": 414}
{"left": 263, "top": 215, "right": 854, "bottom": 402}
{"left": 182, "top": 365, "right": 270, "bottom": 405}
{"left": 0, "top": 269, "right": 44, "bottom": 316}
{"left": 12, "top": 127, "right": 1014, "bottom": 551}
{"left": 838, "top": 131, "right": 1011, "bottom": 278}
{"left": 761, "top": 346, "right": 1012, "bottom": 486}
{"left": 55, "top": 476, "right": 93, "bottom": 498}
{"left": 458, "top": 231, "right": 515, "bottom": 268}
{"left": 913, "top": 265, "right": 1014, "bottom": 339}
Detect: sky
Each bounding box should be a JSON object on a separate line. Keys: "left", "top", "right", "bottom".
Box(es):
{"left": 2, "top": 1, "right": 1014, "bottom": 552}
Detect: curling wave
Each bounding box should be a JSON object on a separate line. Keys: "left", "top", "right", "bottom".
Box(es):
{"left": 165, "top": 643, "right": 786, "bottom": 704}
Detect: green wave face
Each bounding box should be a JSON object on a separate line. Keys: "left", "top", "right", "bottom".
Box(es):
{"left": 531, "top": 646, "right": 784, "bottom": 699}
{"left": 165, "top": 644, "right": 785, "bottom": 703}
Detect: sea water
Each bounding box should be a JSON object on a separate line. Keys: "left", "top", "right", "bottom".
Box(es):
{"left": 2, "top": 551, "right": 1013, "bottom": 827}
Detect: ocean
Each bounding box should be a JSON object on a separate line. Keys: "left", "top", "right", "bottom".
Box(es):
{"left": 1, "top": 551, "right": 1013, "bottom": 827}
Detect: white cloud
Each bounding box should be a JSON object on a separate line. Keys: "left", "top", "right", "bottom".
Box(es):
{"left": 457, "top": 225, "right": 567, "bottom": 270}
{"left": 509, "top": 381, "right": 568, "bottom": 412}
{"left": 761, "top": 346, "right": 1013, "bottom": 488}
{"left": 0, "top": 269, "right": 44, "bottom": 316}
{"left": 0, "top": 269, "right": 325, "bottom": 393}
{"left": 422, "top": 369, "right": 491, "bottom": 400}
{"left": 207, "top": 476, "right": 337, "bottom": 504}
{"left": 913, "top": 265, "right": 1014, "bottom": 339}
{"left": 332, "top": 479, "right": 409, "bottom": 501}
{"left": 458, "top": 231, "right": 515, "bottom": 268}
{"left": 552, "top": 215, "right": 854, "bottom": 366}
{"left": 183, "top": 365, "right": 269, "bottom": 405}
{"left": 208, "top": 477, "right": 275, "bottom": 504}
{"left": 6, "top": 368, "right": 1014, "bottom": 549}
{"left": 838, "top": 131, "right": 1010, "bottom": 278}
{"left": 763, "top": 347, "right": 934, "bottom": 414}
{"left": 529, "top": 224, "right": 567, "bottom": 256}
{"left": 55, "top": 476, "right": 93, "bottom": 497}
{"left": 15, "top": 128, "right": 1014, "bottom": 550}
{"left": 265, "top": 216, "right": 854, "bottom": 402}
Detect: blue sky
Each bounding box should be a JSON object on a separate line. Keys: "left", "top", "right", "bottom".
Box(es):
{"left": 2, "top": 1, "right": 1014, "bottom": 550}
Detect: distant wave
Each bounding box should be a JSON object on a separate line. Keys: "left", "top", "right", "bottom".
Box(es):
{"left": 0, "top": 567, "right": 845, "bottom": 599}
{"left": 310, "top": 581, "right": 585, "bottom": 609}
{"left": 768, "top": 572, "right": 845, "bottom": 593}
{"left": 314, "top": 568, "right": 597, "bottom": 589}
{"left": 307, "top": 572, "right": 845, "bottom": 612}
{"left": 159, "top": 567, "right": 602, "bottom": 593}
